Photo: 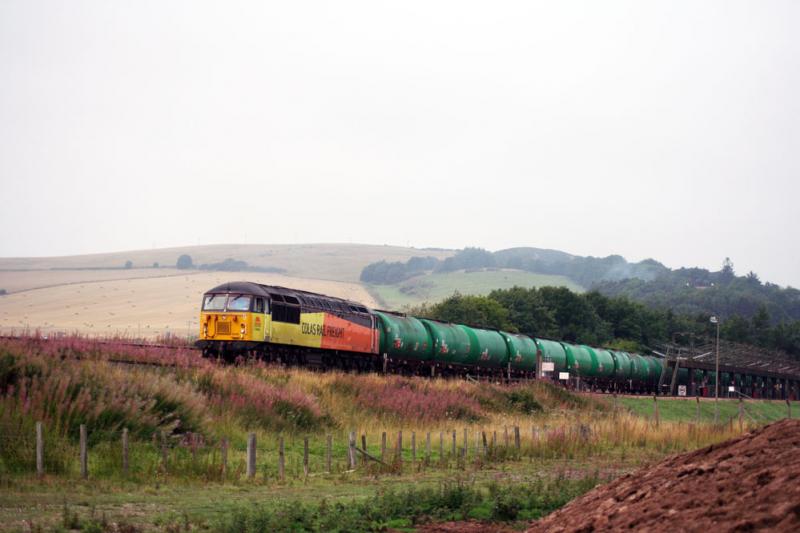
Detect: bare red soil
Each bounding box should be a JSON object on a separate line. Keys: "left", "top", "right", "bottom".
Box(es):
{"left": 528, "top": 419, "right": 800, "bottom": 532}
{"left": 412, "top": 521, "right": 516, "bottom": 532}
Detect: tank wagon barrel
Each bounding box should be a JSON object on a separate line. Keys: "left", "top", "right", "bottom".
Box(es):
{"left": 501, "top": 332, "right": 538, "bottom": 372}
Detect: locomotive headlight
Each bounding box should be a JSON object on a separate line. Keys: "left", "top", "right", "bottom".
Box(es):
{"left": 240, "top": 323, "right": 246, "bottom": 335}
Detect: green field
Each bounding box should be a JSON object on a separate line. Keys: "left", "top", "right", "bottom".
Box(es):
{"left": 0, "top": 459, "right": 610, "bottom": 532}
{"left": 369, "top": 269, "right": 584, "bottom": 310}
{"left": 615, "top": 396, "right": 800, "bottom": 424}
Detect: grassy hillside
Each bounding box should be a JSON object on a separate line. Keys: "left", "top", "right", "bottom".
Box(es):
{"left": 370, "top": 269, "right": 584, "bottom": 310}
{"left": 0, "top": 243, "right": 454, "bottom": 283}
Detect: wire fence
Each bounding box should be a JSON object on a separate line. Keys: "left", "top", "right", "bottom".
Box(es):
{"left": 3, "top": 396, "right": 794, "bottom": 482}
{"left": 1, "top": 421, "right": 605, "bottom": 482}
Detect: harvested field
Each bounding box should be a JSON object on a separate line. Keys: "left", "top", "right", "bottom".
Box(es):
{"left": 0, "top": 268, "right": 193, "bottom": 294}
{"left": 0, "top": 272, "right": 378, "bottom": 338}
{"left": 527, "top": 418, "right": 800, "bottom": 532}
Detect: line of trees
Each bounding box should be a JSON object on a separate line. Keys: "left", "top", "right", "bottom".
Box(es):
{"left": 594, "top": 259, "right": 800, "bottom": 323}
{"left": 360, "top": 247, "right": 667, "bottom": 286}
{"left": 175, "top": 254, "right": 284, "bottom": 273}
{"left": 360, "top": 256, "right": 440, "bottom": 284}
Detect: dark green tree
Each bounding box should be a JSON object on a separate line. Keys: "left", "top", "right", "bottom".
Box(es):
{"left": 488, "top": 287, "right": 558, "bottom": 338}
{"left": 537, "top": 286, "right": 609, "bottom": 344}
{"left": 176, "top": 254, "right": 194, "bottom": 269}
{"left": 427, "top": 293, "right": 511, "bottom": 330}
{"left": 719, "top": 257, "right": 735, "bottom": 284}
{"left": 751, "top": 305, "right": 771, "bottom": 345}
{"left": 721, "top": 315, "right": 751, "bottom": 343}
{"left": 435, "top": 247, "right": 495, "bottom": 273}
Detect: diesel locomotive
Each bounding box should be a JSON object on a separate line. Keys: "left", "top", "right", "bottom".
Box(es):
{"left": 195, "top": 281, "right": 677, "bottom": 392}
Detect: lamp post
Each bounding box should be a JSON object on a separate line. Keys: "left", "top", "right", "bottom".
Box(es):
{"left": 710, "top": 316, "right": 720, "bottom": 423}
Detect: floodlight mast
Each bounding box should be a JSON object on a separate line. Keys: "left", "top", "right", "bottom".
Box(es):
{"left": 710, "top": 316, "right": 720, "bottom": 422}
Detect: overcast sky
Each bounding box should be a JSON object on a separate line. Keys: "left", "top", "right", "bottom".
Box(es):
{"left": 1, "top": 1, "right": 798, "bottom": 286}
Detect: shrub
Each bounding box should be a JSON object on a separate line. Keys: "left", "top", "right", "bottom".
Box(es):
{"left": 198, "top": 367, "right": 326, "bottom": 432}
{"left": 0, "top": 340, "right": 207, "bottom": 443}
{"left": 328, "top": 374, "right": 484, "bottom": 423}
{"left": 176, "top": 254, "right": 193, "bottom": 269}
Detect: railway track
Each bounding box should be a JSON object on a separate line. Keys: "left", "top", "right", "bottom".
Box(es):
{"left": 0, "top": 334, "right": 198, "bottom": 351}
{"left": 2, "top": 335, "right": 798, "bottom": 399}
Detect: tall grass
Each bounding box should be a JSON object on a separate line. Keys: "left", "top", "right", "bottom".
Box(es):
{"left": 0, "top": 335, "right": 756, "bottom": 483}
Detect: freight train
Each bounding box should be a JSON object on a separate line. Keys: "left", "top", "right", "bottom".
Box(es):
{"left": 195, "top": 282, "right": 791, "bottom": 397}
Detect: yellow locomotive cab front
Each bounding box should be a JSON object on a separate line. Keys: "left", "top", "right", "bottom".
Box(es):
{"left": 199, "top": 292, "right": 268, "bottom": 342}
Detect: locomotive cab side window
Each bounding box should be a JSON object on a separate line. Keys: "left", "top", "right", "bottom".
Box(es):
{"left": 254, "top": 297, "right": 265, "bottom": 313}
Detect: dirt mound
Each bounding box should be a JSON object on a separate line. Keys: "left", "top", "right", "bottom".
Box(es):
{"left": 528, "top": 419, "right": 800, "bottom": 532}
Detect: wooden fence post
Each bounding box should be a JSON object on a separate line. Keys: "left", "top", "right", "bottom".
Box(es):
{"left": 514, "top": 426, "right": 521, "bottom": 453}
{"left": 326, "top": 435, "right": 332, "bottom": 474}
{"left": 695, "top": 396, "right": 701, "bottom": 423}
{"left": 463, "top": 428, "right": 468, "bottom": 458}
{"left": 439, "top": 431, "right": 444, "bottom": 464}
{"left": 451, "top": 430, "right": 456, "bottom": 458}
{"left": 504, "top": 427, "right": 509, "bottom": 449}
{"left": 79, "top": 424, "right": 88, "bottom": 480}
{"left": 36, "top": 421, "right": 43, "bottom": 478}
{"left": 788, "top": 399, "right": 792, "bottom": 419}
{"left": 122, "top": 428, "right": 129, "bottom": 475}
{"left": 425, "top": 432, "right": 431, "bottom": 464}
{"left": 246, "top": 433, "right": 256, "bottom": 479}
{"left": 411, "top": 432, "right": 416, "bottom": 464}
{"left": 738, "top": 398, "right": 744, "bottom": 432}
{"left": 381, "top": 432, "right": 387, "bottom": 462}
{"left": 348, "top": 431, "right": 357, "bottom": 469}
{"left": 482, "top": 431, "right": 488, "bottom": 456}
{"left": 361, "top": 434, "right": 368, "bottom": 466}
{"left": 303, "top": 437, "right": 309, "bottom": 478}
{"left": 221, "top": 438, "right": 228, "bottom": 478}
{"left": 278, "top": 436, "right": 285, "bottom": 481}
{"left": 397, "top": 431, "right": 403, "bottom": 467}
{"left": 653, "top": 395, "right": 660, "bottom": 427}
